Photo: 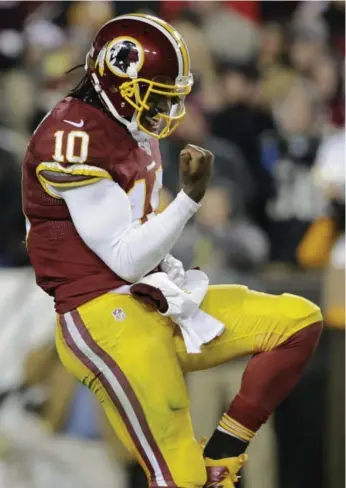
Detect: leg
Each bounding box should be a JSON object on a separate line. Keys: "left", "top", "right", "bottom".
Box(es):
{"left": 176, "top": 285, "right": 323, "bottom": 372}
{"left": 222, "top": 360, "right": 279, "bottom": 488}
{"left": 55, "top": 292, "right": 206, "bottom": 488}
{"left": 188, "top": 362, "right": 278, "bottom": 488}
{"left": 175, "top": 285, "right": 323, "bottom": 464}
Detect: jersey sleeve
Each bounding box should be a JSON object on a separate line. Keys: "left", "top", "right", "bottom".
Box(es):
{"left": 58, "top": 179, "right": 200, "bottom": 283}
{"left": 35, "top": 107, "right": 113, "bottom": 198}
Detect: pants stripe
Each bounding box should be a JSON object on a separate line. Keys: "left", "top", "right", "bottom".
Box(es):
{"left": 60, "top": 310, "right": 176, "bottom": 488}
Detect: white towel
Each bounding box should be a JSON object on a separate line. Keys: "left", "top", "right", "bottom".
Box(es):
{"left": 131, "top": 270, "right": 225, "bottom": 354}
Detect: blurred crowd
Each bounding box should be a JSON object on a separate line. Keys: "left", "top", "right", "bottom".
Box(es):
{"left": 0, "top": 2, "right": 344, "bottom": 488}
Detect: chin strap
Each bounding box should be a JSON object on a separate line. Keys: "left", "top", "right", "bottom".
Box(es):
{"left": 127, "top": 114, "right": 153, "bottom": 143}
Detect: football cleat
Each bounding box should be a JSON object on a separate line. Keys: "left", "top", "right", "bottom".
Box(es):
{"left": 204, "top": 454, "right": 248, "bottom": 488}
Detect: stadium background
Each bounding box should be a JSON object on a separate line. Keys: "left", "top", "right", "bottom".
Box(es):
{"left": 0, "top": 1, "right": 344, "bottom": 488}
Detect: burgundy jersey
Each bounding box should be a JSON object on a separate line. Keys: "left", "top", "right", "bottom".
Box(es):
{"left": 22, "top": 97, "right": 162, "bottom": 313}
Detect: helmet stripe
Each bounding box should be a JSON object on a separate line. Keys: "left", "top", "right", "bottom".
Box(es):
{"left": 154, "top": 17, "right": 190, "bottom": 76}
{"left": 130, "top": 14, "right": 190, "bottom": 77}
{"left": 117, "top": 13, "right": 189, "bottom": 77}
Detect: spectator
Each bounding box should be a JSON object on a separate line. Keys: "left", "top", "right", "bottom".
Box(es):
{"left": 261, "top": 80, "right": 326, "bottom": 263}
{"left": 321, "top": 0, "right": 345, "bottom": 57}
{"left": 256, "top": 21, "right": 298, "bottom": 109}
{"left": 298, "top": 128, "right": 345, "bottom": 274}
{"left": 257, "top": 21, "right": 287, "bottom": 69}
{"left": 0, "top": 139, "right": 28, "bottom": 267}
{"left": 312, "top": 54, "right": 344, "bottom": 128}
{"left": 210, "top": 61, "right": 275, "bottom": 226}
{"left": 182, "top": 1, "right": 259, "bottom": 63}
{"left": 288, "top": 23, "right": 327, "bottom": 76}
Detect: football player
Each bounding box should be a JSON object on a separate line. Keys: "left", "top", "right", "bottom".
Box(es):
{"left": 22, "top": 14, "right": 323, "bottom": 488}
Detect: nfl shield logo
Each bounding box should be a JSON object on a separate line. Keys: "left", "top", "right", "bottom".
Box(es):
{"left": 112, "top": 308, "right": 126, "bottom": 321}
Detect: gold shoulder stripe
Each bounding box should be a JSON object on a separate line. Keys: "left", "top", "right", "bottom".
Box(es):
{"left": 40, "top": 170, "right": 96, "bottom": 184}
{"left": 36, "top": 162, "right": 112, "bottom": 198}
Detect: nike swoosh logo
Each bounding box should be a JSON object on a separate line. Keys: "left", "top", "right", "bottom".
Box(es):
{"left": 63, "top": 119, "right": 84, "bottom": 128}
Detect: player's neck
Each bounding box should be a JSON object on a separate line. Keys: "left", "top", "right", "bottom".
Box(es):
{"left": 73, "top": 87, "right": 104, "bottom": 112}
{"left": 69, "top": 76, "right": 105, "bottom": 112}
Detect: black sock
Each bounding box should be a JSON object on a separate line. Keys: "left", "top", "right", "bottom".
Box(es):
{"left": 126, "top": 462, "right": 148, "bottom": 488}
{"left": 204, "top": 429, "right": 249, "bottom": 459}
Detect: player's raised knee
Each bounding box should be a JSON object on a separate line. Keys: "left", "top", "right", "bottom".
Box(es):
{"left": 280, "top": 293, "right": 323, "bottom": 329}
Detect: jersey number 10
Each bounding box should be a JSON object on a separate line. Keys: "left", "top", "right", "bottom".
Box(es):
{"left": 53, "top": 130, "right": 89, "bottom": 163}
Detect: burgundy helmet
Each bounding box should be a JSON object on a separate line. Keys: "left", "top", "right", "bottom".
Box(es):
{"left": 85, "top": 13, "right": 193, "bottom": 139}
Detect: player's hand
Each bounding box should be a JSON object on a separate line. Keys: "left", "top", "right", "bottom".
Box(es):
{"left": 160, "top": 254, "right": 185, "bottom": 288}
{"left": 180, "top": 144, "right": 214, "bottom": 203}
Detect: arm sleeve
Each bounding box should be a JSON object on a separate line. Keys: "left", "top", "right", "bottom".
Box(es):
{"left": 57, "top": 178, "right": 199, "bottom": 283}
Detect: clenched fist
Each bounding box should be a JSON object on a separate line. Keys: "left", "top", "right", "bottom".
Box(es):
{"left": 180, "top": 144, "right": 214, "bottom": 203}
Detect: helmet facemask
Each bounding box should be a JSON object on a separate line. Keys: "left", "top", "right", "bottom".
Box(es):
{"left": 119, "top": 74, "right": 193, "bottom": 138}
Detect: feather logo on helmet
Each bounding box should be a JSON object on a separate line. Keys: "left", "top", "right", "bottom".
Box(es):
{"left": 105, "top": 36, "right": 144, "bottom": 79}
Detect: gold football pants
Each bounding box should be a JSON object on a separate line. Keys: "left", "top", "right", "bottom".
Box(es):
{"left": 55, "top": 285, "right": 322, "bottom": 488}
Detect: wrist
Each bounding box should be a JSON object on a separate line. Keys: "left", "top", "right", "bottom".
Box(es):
{"left": 182, "top": 187, "right": 205, "bottom": 204}
{"left": 178, "top": 190, "right": 201, "bottom": 211}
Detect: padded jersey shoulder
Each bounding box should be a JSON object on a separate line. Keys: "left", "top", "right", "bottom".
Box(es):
{"left": 31, "top": 97, "right": 136, "bottom": 196}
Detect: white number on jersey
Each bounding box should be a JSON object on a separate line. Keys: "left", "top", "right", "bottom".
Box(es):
{"left": 128, "top": 166, "right": 163, "bottom": 222}
{"left": 53, "top": 130, "right": 90, "bottom": 163}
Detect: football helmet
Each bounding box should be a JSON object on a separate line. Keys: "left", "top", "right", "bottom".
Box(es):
{"left": 85, "top": 13, "right": 193, "bottom": 139}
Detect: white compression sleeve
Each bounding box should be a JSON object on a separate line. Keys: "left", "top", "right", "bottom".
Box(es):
{"left": 57, "top": 178, "right": 199, "bottom": 282}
